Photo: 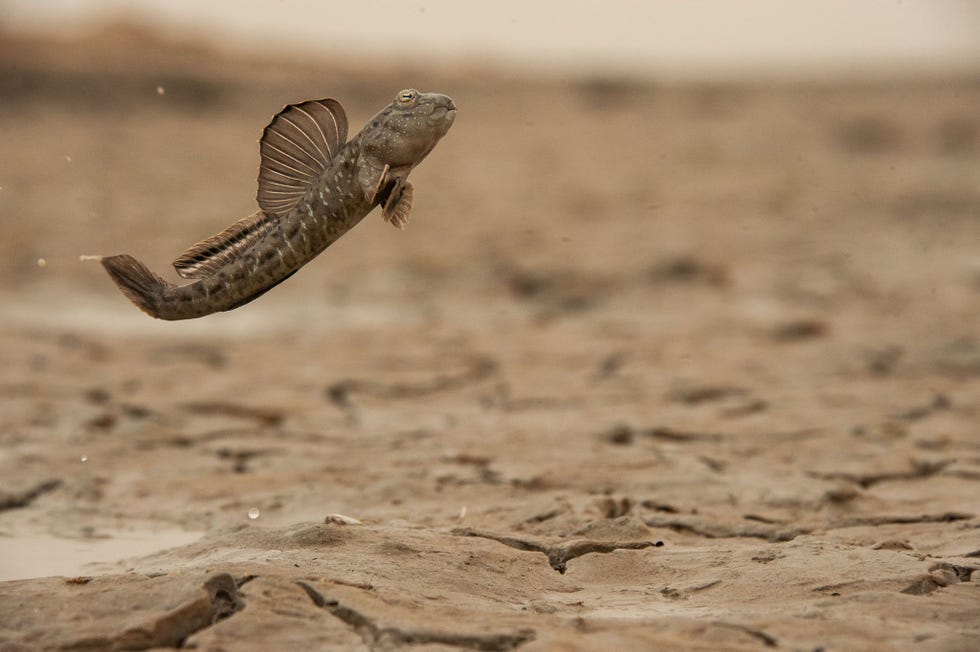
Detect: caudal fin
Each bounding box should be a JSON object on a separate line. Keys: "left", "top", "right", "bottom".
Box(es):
{"left": 100, "top": 254, "right": 172, "bottom": 318}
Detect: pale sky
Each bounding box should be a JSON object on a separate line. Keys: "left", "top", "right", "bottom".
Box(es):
{"left": 3, "top": 0, "right": 979, "bottom": 78}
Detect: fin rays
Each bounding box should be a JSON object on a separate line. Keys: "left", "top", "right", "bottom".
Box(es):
{"left": 170, "top": 98, "right": 347, "bottom": 280}
{"left": 258, "top": 98, "right": 348, "bottom": 217}
{"left": 173, "top": 211, "right": 278, "bottom": 279}
{"left": 101, "top": 255, "right": 172, "bottom": 317}
{"left": 383, "top": 180, "right": 414, "bottom": 230}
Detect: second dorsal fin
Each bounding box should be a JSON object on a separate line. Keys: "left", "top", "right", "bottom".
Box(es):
{"left": 173, "top": 210, "right": 277, "bottom": 279}
{"left": 257, "top": 98, "right": 348, "bottom": 217}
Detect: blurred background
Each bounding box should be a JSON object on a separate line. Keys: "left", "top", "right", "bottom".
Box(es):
{"left": 5, "top": 0, "right": 980, "bottom": 78}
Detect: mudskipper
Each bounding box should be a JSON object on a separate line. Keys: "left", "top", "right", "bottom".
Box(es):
{"left": 97, "top": 89, "right": 456, "bottom": 320}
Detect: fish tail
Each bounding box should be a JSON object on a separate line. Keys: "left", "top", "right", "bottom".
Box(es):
{"left": 100, "top": 254, "right": 173, "bottom": 318}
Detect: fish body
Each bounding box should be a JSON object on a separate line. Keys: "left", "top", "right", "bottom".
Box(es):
{"left": 101, "top": 89, "right": 456, "bottom": 320}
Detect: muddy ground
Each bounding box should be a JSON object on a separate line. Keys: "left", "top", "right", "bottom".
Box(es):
{"left": 0, "top": 27, "right": 978, "bottom": 651}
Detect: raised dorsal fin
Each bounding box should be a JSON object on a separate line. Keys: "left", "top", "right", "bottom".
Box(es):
{"left": 173, "top": 210, "right": 278, "bottom": 279}
{"left": 257, "top": 98, "right": 348, "bottom": 217}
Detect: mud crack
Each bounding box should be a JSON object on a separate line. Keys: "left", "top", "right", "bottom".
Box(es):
{"left": 64, "top": 573, "right": 244, "bottom": 650}
{"left": 180, "top": 401, "right": 284, "bottom": 426}
{"left": 325, "top": 354, "right": 497, "bottom": 417}
{"left": 808, "top": 459, "right": 954, "bottom": 488}
{"left": 451, "top": 527, "right": 663, "bottom": 573}
{"left": 712, "top": 621, "right": 778, "bottom": 647}
{"left": 894, "top": 393, "right": 951, "bottom": 422}
{"left": 644, "top": 516, "right": 808, "bottom": 542}
{"left": 645, "top": 511, "right": 972, "bottom": 542}
{"left": 597, "top": 423, "right": 724, "bottom": 445}
{"left": 0, "top": 479, "right": 61, "bottom": 512}
{"left": 832, "top": 512, "right": 973, "bottom": 528}
{"left": 295, "top": 581, "right": 533, "bottom": 650}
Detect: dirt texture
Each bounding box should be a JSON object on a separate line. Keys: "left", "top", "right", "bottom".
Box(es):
{"left": 1, "top": 27, "right": 979, "bottom": 651}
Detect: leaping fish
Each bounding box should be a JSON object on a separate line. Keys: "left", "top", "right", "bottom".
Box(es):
{"left": 98, "top": 89, "right": 456, "bottom": 320}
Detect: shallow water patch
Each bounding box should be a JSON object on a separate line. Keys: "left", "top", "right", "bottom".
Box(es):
{"left": 0, "top": 529, "right": 202, "bottom": 581}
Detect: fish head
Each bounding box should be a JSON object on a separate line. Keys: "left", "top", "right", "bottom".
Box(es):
{"left": 361, "top": 89, "right": 457, "bottom": 170}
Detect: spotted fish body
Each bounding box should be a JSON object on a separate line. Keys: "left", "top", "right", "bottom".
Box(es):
{"left": 101, "top": 89, "right": 456, "bottom": 320}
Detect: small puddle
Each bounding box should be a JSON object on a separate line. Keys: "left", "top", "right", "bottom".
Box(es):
{"left": 0, "top": 529, "right": 202, "bottom": 582}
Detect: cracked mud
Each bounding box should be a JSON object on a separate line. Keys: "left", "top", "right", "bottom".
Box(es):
{"left": 452, "top": 527, "right": 663, "bottom": 574}
{"left": 296, "top": 580, "right": 535, "bottom": 650}
{"left": 1, "top": 29, "right": 979, "bottom": 651}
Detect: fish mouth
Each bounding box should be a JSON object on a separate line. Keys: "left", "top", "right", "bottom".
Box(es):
{"left": 427, "top": 98, "right": 457, "bottom": 127}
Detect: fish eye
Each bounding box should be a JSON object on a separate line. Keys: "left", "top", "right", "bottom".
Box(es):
{"left": 397, "top": 89, "right": 418, "bottom": 105}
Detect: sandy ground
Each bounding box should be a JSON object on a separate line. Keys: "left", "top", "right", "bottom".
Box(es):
{"left": 1, "top": 27, "right": 979, "bottom": 651}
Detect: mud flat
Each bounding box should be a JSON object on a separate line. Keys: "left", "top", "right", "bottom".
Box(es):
{"left": 0, "top": 27, "right": 978, "bottom": 650}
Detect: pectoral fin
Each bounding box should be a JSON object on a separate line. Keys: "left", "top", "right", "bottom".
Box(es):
{"left": 382, "top": 180, "right": 414, "bottom": 230}
{"left": 357, "top": 159, "right": 413, "bottom": 229}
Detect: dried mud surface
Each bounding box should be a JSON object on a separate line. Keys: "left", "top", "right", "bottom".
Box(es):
{"left": 1, "top": 28, "right": 979, "bottom": 651}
